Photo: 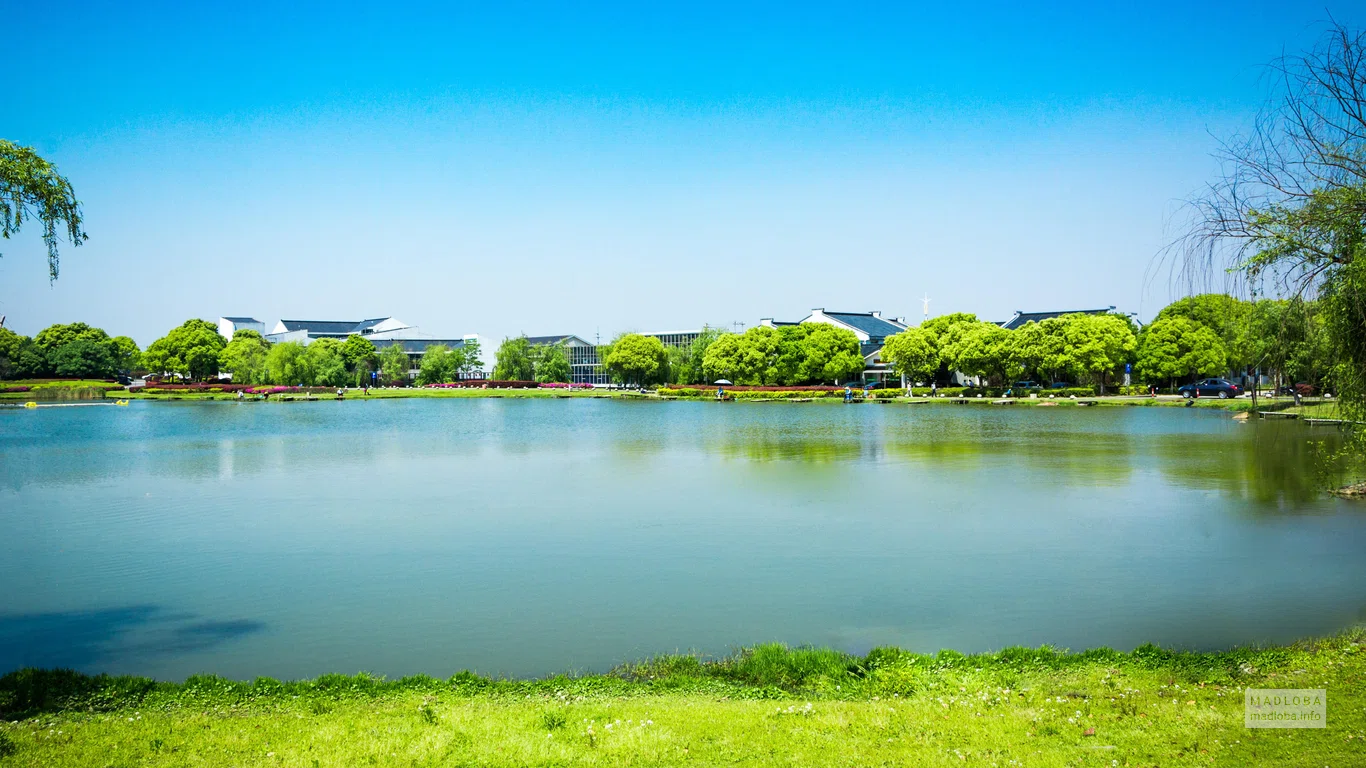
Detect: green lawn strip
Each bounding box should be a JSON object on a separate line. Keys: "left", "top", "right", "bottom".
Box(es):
{"left": 2, "top": 633, "right": 1362, "bottom": 767}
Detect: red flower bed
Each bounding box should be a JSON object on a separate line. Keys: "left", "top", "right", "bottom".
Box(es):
{"left": 0, "top": 386, "right": 31, "bottom": 393}
{"left": 537, "top": 382, "right": 594, "bottom": 389}
{"left": 675, "top": 385, "right": 845, "bottom": 392}
{"left": 134, "top": 382, "right": 254, "bottom": 393}
{"left": 423, "top": 380, "right": 539, "bottom": 389}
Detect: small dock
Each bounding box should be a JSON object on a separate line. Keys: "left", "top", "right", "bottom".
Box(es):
{"left": 1258, "top": 411, "right": 1299, "bottom": 419}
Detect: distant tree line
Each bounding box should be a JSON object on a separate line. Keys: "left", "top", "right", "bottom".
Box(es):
{"left": 0, "top": 319, "right": 484, "bottom": 387}
{"left": 880, "top": 295, "right": 1330, "bottom": 392}
{"left": 1, "top": 295, "right": 1331, "bottom": 391}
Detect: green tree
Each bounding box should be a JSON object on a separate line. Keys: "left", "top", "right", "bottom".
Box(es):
{"left": 1134, "top": 317, "right": 1227, "bottom": 389}
{"left": 0, "top": 327, "right": 28, "bottom": 378}
{"left": 881, "top": 327, "right": 940, "bottom": 385}
{"left": 264, "top": 341, "right": 313, "bottom": 386}
{"left": 1, "top": 139, "right": 87, "bottom": 281}
{"left": 1008, "top": 320, "right": 1068, "bottom": 384}
{"left": 492, "top": 336, "right": 536, "bottom": 381}
{"left": 668, "top": 326, "right": 726, "bottom": 385}
{"left": 142, "top": 319, "right": 226, "bottom": 381}
{"left": 701, "top": 332, "right": 745, "bottom": 383}
{"left": 1155, "top": 294, "right": 1250, "bottom": 371}
{"left": 378, "top": 343, "right": 410, "bottom": 385}
{"left": 0, "top": 328, "right": 46, "bottom": 378}
{"left": 109, "top": 335, "right": 141, "bottom": 374}
{"left": 34, "top": 322, "right": 110, "bottom": 356}
{"left": 735, "top": 326, "right": 782, "bottom": 384}
{"left": 771, "top": 325, "right": 811, "bottom": 385}
{"left": 48, "top": 338, "right": 116, "bottom": 378}
{"left": 952, "top": 323, "right": 1018, "bottom": 386}
{"left": 799, "top": 324, "right": 864, "bottom": 384}
{"left": 602, "top": 333, "right": 669, "bottom": 387}
{"left": 535, "top": 342, "right": 572, "bottom": 383}
{"left": 1179, "top": 22, "right": 1366, "bottom": 417}
{"left": 306, "top": 338, "right": 349, "bottom": 387}
{"left": 919, "top": 313, "right": 980, "bottom": 355}
{"left": 457, "top": 338, "right": 483, "bottom": 379}
{"left": 1060, "top": 314, "right": 1137, "bottom": 393}
{"left": 340, "top": 334, "right": 379, "bottom": 386}
{"left": 218, "top": 329, "right": 270, "bottom": 384}
{"left": 417, "top": 344, "right": 457, "bottom": 385}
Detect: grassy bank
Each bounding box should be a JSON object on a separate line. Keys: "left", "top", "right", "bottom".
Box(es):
{"left": 2, "top": 632, "right": 1363, "bottom": 766}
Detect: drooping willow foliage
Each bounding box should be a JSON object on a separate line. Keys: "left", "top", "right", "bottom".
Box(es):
{"left": 0, "top": 139, "right": 87, "bottom": 282}
{"left": 1176, "top": 22, "right": 1366, "bottom": 424}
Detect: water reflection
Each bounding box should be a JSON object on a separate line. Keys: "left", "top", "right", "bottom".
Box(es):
{"left": 0, "top": 606, "right": 265, "bottom": 671}
{"left": 1155, "top": 422, "right": 1351, "bottom": 507}
{"left": 2, "top": 400, "right": 1364, "bottom": 680}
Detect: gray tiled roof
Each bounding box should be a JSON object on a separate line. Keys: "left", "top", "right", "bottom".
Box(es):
{"left": 277, "top": 318, "right": 395, "bottom": 336}
{"left": 822, "top": 312, "right": 907, "bottom": 340}
{"left": 1000, "top": 308, "right": 1115, "bottom": 330}
{"left": 525, "top": 334, "right": 591, "bottom": 346}
{"left": 222, "top": 316, "right": 260, "bottom": 323}
{"left": 277, "top": 320, "right": 363, "bottom": 335}
{"left": 369, "top": 338, "right": 469, "bottom": 354}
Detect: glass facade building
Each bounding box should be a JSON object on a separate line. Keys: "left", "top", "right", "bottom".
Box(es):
{"left": 527, "top": 330, "right": 703, "bottom": 385}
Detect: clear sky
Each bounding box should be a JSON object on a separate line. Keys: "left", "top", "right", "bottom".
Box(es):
{"left": 3, "top": 1, "right": 1364, "bottom": 345}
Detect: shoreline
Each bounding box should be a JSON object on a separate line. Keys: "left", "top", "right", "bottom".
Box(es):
{"left": 24, "top": 385, "right": 1335, "bottom": 415}
{"left": 2, "top": 631, "right": 1362, "bottom": 765}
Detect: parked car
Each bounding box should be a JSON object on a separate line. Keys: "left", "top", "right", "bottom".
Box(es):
{"left": 1278, "top": 383, "right": 1316, "bottom": 397}
{"left": 1012, "top": 381, "right": 1040, "bottom": 390}
{"left": 1047, "top": 382, "right": 1069, "bottom": 389}
{"left": 1177, "top": 378, "right": 1242, "bottom": 399}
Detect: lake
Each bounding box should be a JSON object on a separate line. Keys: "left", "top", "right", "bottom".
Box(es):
{"left": 2, "top": 398, "right": 1364, "bottom": 681}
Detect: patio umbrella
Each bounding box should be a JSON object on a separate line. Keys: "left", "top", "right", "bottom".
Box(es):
{"left": 713, "top": 379, "right": 733, "bottom": 385}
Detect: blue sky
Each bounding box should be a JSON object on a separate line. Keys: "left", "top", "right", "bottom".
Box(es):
{"left": 3, "top": 1, "right": 1363, "bottom": 345}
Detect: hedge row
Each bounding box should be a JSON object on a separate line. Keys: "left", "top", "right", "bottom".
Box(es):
{"left": 661, "top": 387, "right": 845, "bottom": 398}
{"left": 130, "top": 383, "right": 254, "bottom": 393}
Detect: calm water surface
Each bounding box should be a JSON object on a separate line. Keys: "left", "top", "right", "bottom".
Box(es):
{"left": 2, "top": 399, "right": 1364, "bottom": 680}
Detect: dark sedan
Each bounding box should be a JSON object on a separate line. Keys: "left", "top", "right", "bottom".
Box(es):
{"left": 1177, "top": 378, "right": 1242, "bottom": 399}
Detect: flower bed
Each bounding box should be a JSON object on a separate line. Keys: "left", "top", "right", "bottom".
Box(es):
{"left": 0, "top": 386, "right": 32, "bottom": 393}
{"left": 422, "top": 380, "right": 539, "bottom": 389}
{"left": 133, "top": 382, "right": 254, "bottom": 393}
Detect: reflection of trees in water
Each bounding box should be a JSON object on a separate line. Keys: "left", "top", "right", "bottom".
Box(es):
{"left": 700, "top": 414, "right": 1354, "bottom": 507}
{"left": 1153, "top": 422, "right": 1351, "bottom": 507}
{"left": 705, "top": 419, "right": 1138, "bottom": 485}
{"left": 707, "top": 426, "right": 867, "bottom": 463}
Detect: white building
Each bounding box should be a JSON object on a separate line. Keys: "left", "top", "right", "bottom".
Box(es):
{"left": 217, "top": 317, "right": 266, "bottom": 340}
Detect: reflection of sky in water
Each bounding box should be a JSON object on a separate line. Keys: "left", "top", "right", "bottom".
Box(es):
{"left": 1, "top": 399, "right": 1364, "bottom": 681}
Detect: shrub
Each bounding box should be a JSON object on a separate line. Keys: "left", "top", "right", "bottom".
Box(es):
{"left": 1037, "top": 387, "right": 1098, "bottom": 398}
{"left": 908, "top": 387, "right": 967, "bottom": 397}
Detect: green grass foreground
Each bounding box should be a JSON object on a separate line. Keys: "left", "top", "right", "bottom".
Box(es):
{"left": 2, "top": 634, "right": 1363, "bottom": 767}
